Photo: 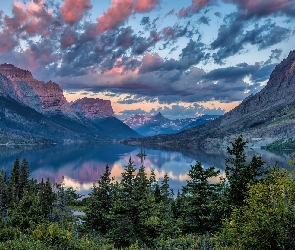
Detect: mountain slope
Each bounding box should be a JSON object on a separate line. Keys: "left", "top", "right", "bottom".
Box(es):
{"left": 124, "top": 50, "right": 295, "bottom": 151}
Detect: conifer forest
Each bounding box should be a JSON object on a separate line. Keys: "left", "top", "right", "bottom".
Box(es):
{"left": 1, "top": 136, "right": 295, "bottom": 249}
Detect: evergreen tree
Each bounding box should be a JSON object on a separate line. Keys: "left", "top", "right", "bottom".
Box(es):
{"left": 19, "top": 158, "right": 29, "bottom": 200}
{"left": 39, "top": 178, "right": 55, "bottom": 217}
{"left": 180, "top": 161, "right": 220, "bottom": 234}
{"left": 107, "top": 158, "right": 138, "bottom": 247}
{"left": 160, "top": 174, "right": 173, "bottom": 203}
{"left": 8, "top": 157, "right": 20, "bottom": 207}
{"left": 149, "top": 169, "right": 161, "bottom": 203}
{"left": 0, "top": 170, "right": 8, "bottom": 219}
{"left": 85, "top": 164, "right": 114, "bottom": 234}
{"left": 225, "top": 135, "right": 264, "bottom": 208}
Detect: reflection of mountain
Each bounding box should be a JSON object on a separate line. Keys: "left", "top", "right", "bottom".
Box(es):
{"left": 0, "top": 143, "right": 136, "bottom": 184}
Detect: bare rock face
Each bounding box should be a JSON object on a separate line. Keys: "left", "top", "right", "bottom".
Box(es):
{"left": 0, "top": 63, "right": 75, "bottom": 117}
{"left": 71, "top": 97, "right": 115, "bottom": 119}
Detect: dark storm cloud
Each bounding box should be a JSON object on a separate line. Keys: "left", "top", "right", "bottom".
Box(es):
{"left": 204, "top": 63, "right": 261, "bottom": 81}
{"left": 204, "top": 62, "right": 275, "bottom": 86}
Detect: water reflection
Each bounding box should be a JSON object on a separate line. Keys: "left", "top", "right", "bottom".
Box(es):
{"left": 0, "top": 144, "right": 293, "bottom": 195}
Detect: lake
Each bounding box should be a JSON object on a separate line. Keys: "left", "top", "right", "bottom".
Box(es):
{"left": 0, "top": 143, "right": 293, "bottom": 196}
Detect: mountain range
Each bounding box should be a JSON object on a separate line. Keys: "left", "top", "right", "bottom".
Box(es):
{"left": 123, "top": 112, "right": 220, "bottom": 136}
{"left": 124, "top": 50, "right": 295, "bottom": 151}
{"left": 0, "top": 64, "right": 139, "bottom": 145}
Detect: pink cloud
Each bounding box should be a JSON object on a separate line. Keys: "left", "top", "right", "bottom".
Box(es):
{"left": 225, "top": 0, "right": 294, "bottom": 16}
{"left": 60, "top": 0, "right": 92, "bottom": 24}
{"left": 162, "top": 27, "right": 175, "bottom": 39}
{"left": 179, "top": 0, "right": 212, "bottom": 17}
{"left": 4, "top": 1, "right": 55, "bottom": 37}
{"left": 96, "top": 0, "right": 160, "bottom": 34}
{"left": 140, "top": 53, "right": 164, "bottom": 73}
{"left": 134, "top": 0, "right": 159, "bottom": 12}
{"left": 96, "top": 0, "right": 134, "bottom": 34}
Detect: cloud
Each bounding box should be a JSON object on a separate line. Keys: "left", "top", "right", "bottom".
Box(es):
{"left": 117, "top": 103, "right": 223, "bottom": 120}
{"left": 60, "top": 0, "right": 92, "bottom": 24}
{"left": 198, "top": 16, "right": 210, "bottom": 25}
{"left": 225, "top": 0, "right": 295, "bottom": 18}
{"left": 134, "top": 0, "right": 159, "bottom": 12}
{"left": 60, "top": 27, "right": 78, "bottom": 48}
{"left": 179, "top": 0, "right": 212, "bottom": 18}
{"left": 96, "top": 0, "right": 160, "bottom": 34}
{"left": 58, "top": 61, "right": 265, "bottom": 105}
{"left": 140, "top": 39, "right": 206, "bottom": 73}
{"left": 264, "top": 49, "right": 283, "bottom": 65}
{"left": 4, "top": 0, "right": 55, "bottom": 37}
{"left": 0, "top": 33, "right": 18, "bottom": 54}
{"left": 211, "top": 15, "right": 291, "bottom": 64}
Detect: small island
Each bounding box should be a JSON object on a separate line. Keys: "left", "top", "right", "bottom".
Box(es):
{"left": 136, "top": 148, "right": 147, "bottom": 162}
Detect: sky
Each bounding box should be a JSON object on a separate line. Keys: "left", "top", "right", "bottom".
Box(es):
{"left": 0, "top": 0, "right": 294, "bottom": 120}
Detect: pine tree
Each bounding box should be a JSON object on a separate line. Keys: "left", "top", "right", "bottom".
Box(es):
{"left": 160, "top": 174, "right": 173, "bottom": 203}
{"left": 180, "top": 161, "right": 220, "bottom": 233}
{"left": 8, "top": 157, "right": 20, "bottom": 207}
{"left": 0, "top": 170, "right": 8, "bottom": 219}
{"left": 19, "top": 158, "right": 29, "bottom": 200}
{"left": 225, "top": 135, "right": 264, "bottom": 208}
{"left": 39, "top": 178, "right": 55, "bottom": 216}
{"left": 85, "top": 164, "right": 114, "bottom": 234}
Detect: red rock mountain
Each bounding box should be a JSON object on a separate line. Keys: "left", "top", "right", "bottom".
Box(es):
{"left": 71, "top": 97, "right": 115, "bottom": 118}
{"left": 0, "top": 63, "right": 75, "bottom": 118}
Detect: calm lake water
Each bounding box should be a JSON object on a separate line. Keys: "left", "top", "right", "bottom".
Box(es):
{"left": 0, "top": 143, "right": 293, "bottom": 196}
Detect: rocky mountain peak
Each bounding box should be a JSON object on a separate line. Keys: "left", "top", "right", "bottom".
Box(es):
{"left": 71, "top": 97, "right": 115, "bottom": 119}
{"left": 0, "top": 64, "right": 75, "bottom": 117}
{"left": 0, "top": 63, "right": 33, "bottom": 79}
{"left": 153, "top": 112, "right": 165, "bottom": 120}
